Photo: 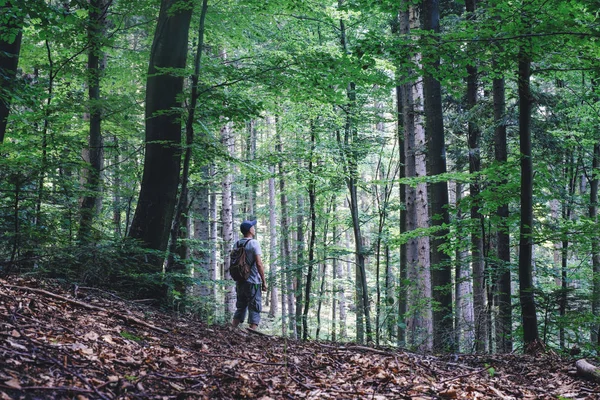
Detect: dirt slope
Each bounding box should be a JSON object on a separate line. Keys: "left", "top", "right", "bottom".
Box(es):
{"left": 1, "top": 277, "right": 599, "bottom": 399}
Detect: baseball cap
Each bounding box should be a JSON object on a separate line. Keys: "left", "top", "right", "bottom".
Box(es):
{"left": 240, "top": 220, "right": 257, "bottom": 234}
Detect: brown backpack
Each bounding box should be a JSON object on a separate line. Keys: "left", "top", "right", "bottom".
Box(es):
{"left": 229, "top": 239, "right": 252, "bottom": 282}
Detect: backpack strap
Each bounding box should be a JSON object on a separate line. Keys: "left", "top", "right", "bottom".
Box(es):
{"left": 237, "top": 238, "right": 252, "bottom": 248}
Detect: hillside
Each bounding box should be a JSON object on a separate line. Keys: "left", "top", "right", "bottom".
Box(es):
{"left": 1, "top": 277, "right": 599, "bottom": 399}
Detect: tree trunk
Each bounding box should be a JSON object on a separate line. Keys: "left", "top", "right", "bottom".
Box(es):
{"left": 128, "top": 0, "right": 193, "bottom": 269}
{"left": 493, "top": 75, "right": 512, "bottom": 353}
{"left": 268, "top": 164, "right": 279, "bottom": 318}
{"left": 339, "top": 7, "right": 372, "bottom": 342}
{"left": 303, "top": 125, "right": 317, "bottom": 340}
{"left": 400, "top": 3, "right": 432, "bottom": 351}
{"left": 296, "top": 191, "right": 305, "bottom": 339}
{"left": 193, "top": 167, "right": 213, "bottom": 320}
{"left": 591, "top": 141, "right": 600, "bottom": 344}
{"left": 0, "top": 1, "right": 23, "bottom": 143}
{"left": 221, "top": 121, "right": 236, "bottom": 318}
{"left": 518, "top": 46, "right": 539, "bottom": 349}
{"left": 463, "top": 0, "right": 486, "bottom": 353}
{"left": 397, "top": 84, "right": 407, "bottom": 347}
{"left": 277, "top": 125, "right": 295, "bottom": 338}
{"left": 79, "top": 0, "right": 108, "bottom": 243}
{"left": 423, "top": 0, "right": 453, "bottom": 352}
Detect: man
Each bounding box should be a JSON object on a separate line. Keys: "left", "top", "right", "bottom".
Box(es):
{"left": 231, "top": 220, "right": 267, "bottom": 330}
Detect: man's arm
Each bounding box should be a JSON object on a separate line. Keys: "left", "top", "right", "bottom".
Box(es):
{"left": 255, "top": 254, "right": 267, "bottom": 291}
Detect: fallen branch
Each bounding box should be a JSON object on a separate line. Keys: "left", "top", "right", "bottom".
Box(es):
{"left": 6, "top": 285, "right": 168, "bottom": 334}
{"left": 438, "top": 366, "right": 494, "bottom": 385}
{"left": 576, "top": 359, "right": 600, "bottom": 383}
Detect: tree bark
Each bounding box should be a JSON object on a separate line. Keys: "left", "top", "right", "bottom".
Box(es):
{"left": 302, "top": 125, "right": 317, "bottom": 340}
{"left": 591, "top": 141, "right": 600, "bottom": 344}
{"left": 423, "top": 0, "right": 453, "bottom": 352}
{"left": 165, "top": 0, "right": 208, "bottom": 285}
{"left": 464, "top": 0, "right": 486, "bottom": 353}
{"left": 518, "top": 45, "right": 539, "bottom": 348}
{"left": 128, "top": 0, "right": 193, "bottom": 269}
{"left": 221, "top": 121, "right": 236, "bottom": 318}
{"left": 396, "top": 84, "right": 407, "bottom": 347}
{"left": 493, "top": 74, "right": 512, "bottom": 353}
{"left": 296, "top": 190, "right": 305, "bottom": 339}
{"left": 0, "top": 0, "right": 23, "bottom": 143}
{"left": 576, "top": 359, "right": 600, "bottom": 383}
{"left": 268, "top": 163, "right": 279, "bottom": 318}
{"left": 277, "top": 125, "right": 295, "bottom": 338}
{"left": 79, "top": 0, "right": 108, "bottom": 243}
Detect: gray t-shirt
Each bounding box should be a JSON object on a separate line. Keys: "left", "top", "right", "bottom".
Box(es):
{"left": 235, "top": 238, "right": 262, "bottom": 284}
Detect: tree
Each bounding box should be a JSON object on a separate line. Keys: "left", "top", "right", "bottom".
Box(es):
{"left": 79, "top": 0, "right": 109, "bottom": 243}
{"left": 128, "top": 0, "right": 193, "bottom": 270}
{"left": 422, "top": 0, "right": 453, "bottom": 352}
{"left": 517, "top": 31, "right": 540, "bottom": 349}
{"left": 0, "top": 0, "right": 24, "bottom": 143}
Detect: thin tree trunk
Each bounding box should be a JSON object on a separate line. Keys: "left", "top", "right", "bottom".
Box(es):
{"left": 165, "top": 0, "right": 208, "bottom": 286}
{"left": 518, "top": 44, "right": 539, "bottom": 349}
{"left": 464, "top": 0, "right": 486, "bottom": 353}
{"left": 277, "top": 125, "right": 295, "bottom": 338}
{"left": 302, "top": 126, "right": 317, "bottom": 340}
{"left": 193, "top": 166, "right": 213, "bottom": 320}
{"left": 296, "top": 191, "right": 305, "bottom": 339}
{"left": 316, "top": 200, "right": 332, "bottom": 339}
{"left": 493, "top": 74, "right": 512, "bottom": 353}
{"left": 397, "top": 84, "right": 407, "bottom": 347}
{"left": 79, "top": 0, "right": 108, "bottom": 243}
{"left": 221, "top": 121, "right": 236, "bottom": 318}
{"left": 560, "top": 153, "right": 577, "bottom": 349}
{"left": 339, "top": 7, "right": 372, "bottom": 342}
{"left": 268, "top": 164, "right": 279, "bottom": 318}
{"left": 591, "top": 141, "right": 600, "bottom": 344}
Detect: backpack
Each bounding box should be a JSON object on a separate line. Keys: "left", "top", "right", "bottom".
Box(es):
{"left": 229, "top": 239, "right": 252, "bottom": 282}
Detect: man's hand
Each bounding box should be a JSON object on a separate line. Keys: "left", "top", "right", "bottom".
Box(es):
{"left": 262, "top": 283, "right": 267, "bottom": 292}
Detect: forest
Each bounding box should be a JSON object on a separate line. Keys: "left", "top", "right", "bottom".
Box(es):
{"left": 1, "top": 0, "right": 599, "bottom": 358}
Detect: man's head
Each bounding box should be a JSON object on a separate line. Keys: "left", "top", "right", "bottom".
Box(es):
{"left": 240, "top": 220, "right": 257, "bottom": 237}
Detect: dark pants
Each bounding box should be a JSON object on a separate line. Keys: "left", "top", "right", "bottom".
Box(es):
{"left": 233, "top": 282, "right": 262, "bottom": 325}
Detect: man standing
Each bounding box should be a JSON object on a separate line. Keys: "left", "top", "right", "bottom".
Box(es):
{"left": 231, "top": 220, "right": 267, "bottom": 330}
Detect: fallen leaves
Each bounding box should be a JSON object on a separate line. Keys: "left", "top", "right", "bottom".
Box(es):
{"left": 1, "top": 277, "right": 600, "bottom": 399}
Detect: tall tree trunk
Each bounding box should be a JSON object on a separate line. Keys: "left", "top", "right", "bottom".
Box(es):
{"left": 423, "top": 0, "right": 453, "bottom": 352}
{"left": 316, "top": 199, "right": 332, "bottom": 339}
{"left": 128, "top": 0, "right": 193, "bottom": 270}
{"left": 518, "top": 45, "right": 539, "bottom": 349}
{"left": 79, "top": 0, "right": 108, "bottom": 243}
{"left": 193, "top": 167, "right": 213, "bottom": 320}
{"left": 400, "top": 3, "right": 432, "bottom": 350}
{"left": 209, "top": 165, "right": 218, "bottom": 315}
{"left": 339, "top": 5, "right": 372, "bottom": 342}
{"left": 165, "top": 0, "right": 208, "bottom": 292}
{"left": 396, "top": 84, "right": 407, "bottom": 347}
{"left": 244, "top": 120, "right": 257, "bottom": 218}
{"left": 296, "top": 191, "right": 305, "bottom": 339}
{"left": 560, "top": 153, "right": 577, "bottom": 349}
{"left": 0, "top": 1, "right": 23, "bottom": 143}
{"left": 591, "top": 141, "right": 600, "bottom": 344}
{"left": 493, "top": 74, "right": 512, "bottom": 353}
{"left": 268, "top": 163, "right": 279, "bottom": 318}
{"left": 277, "top": 125, "right": 295, "bottom": 338}
{"left": 464, "top": 0, "right": 486, "bottom": 353}
{"left": 221, "top": 121, "right": 236, "bottom": 318}
{"left": 303, "top": 125, "right": 317, "bottom": 340}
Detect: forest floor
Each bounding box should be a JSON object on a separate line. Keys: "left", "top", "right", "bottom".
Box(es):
{"left": 1, "top": 277, "right": 600, "bottom": 399}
